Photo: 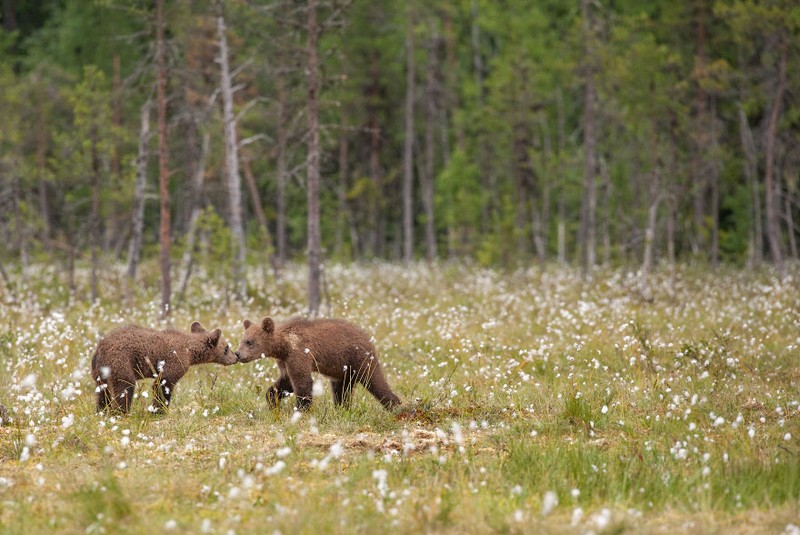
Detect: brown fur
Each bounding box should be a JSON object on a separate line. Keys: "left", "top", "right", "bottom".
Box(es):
{"left": 91, "top": 322, "right": 236, "bottom": 414}
{"left": 235, "top": 317, "right": 401, "bottom": 411}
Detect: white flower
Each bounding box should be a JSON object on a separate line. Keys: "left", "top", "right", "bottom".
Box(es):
{"left": 541, "top": 490, "right": 558, "bottom": 516}
{"left": 264, "top": 461, "right": 285, "bottom": 476}
{"left": 601, "top": 405, "right": 608, "bottom": 414}
{"left": 61, "top": 414, "right": 74, "bottom": 429}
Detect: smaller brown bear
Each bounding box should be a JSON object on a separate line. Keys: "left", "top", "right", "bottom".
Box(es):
{"left": 91, "top": 322, "right": 236, "bottom": 414}
{"left": 235, "top": 317, "right": 401, "bottom": 411}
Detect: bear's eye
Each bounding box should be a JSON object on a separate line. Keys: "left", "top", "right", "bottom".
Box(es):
{"left": 246, "top": 340, "right": 253, "bottom": 347}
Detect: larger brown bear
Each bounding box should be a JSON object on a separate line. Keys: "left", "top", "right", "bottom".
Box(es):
{"left": 92, "top": 322, "right": 236, "bottom": 414}
{"left": 235, "top": 317, "right": 401, "bottom": 411}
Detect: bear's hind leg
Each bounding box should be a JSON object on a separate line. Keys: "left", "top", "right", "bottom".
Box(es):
{"left": 330, "top": 377, "right": 354, "bottom": 407}
{"left": 110, "top": 379, "right": 135, "bottom": 414}
{"left": 152, "top": 378, "right": 177, "bottom": 413}
{"left": 359, "top": 364, "right": 401, "bottom": 410}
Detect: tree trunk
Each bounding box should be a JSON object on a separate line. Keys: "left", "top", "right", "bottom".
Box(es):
{"left": 599, "top": 155, "right": 612, "bottom": 266}
{"left": 368, "top": 52, "right": 384, "bottom": 258}
{"left": 422, "top": 29, "right": 438, "bottom": 263}
{"left": 691, "top": 3, "right": 709, "bottom": 257}
{"left": 217, "top": 1, "right": 247, "bottom": 299}
{"left": 156, "top": 0, "right": 171, "bottom": 318}
{"left": 738, "top": 104, "right": 762, "bottom": 268}
{"left": 241, "top": 147, "right": 280, "bottom": 280}
{"left": 402, "top": 9, "right": 415, "bottom": 263}
{"left": 580, "top": 0, "right": 597, "bottom": 277}
{"left": 785, "top": 193, "right": 798, "bottom": 260}
{"left": 764, "top": 36, "right": 786, "bottom": 272}
{"left": 709, "top": 97, "right": 720, "bottom": 270}
{"left": 36, "top": 94, "right": 51, "bottom": 247}
{"left": 276, "top": 50, "right": 288, "bottom": 266}
{"left": 127, "top": 98, "right": 152, "bottom": 283}
{"left": 178, "top": 130, "right": 210, "bottom": 301}
{"left": 556, "top": 88, "right": 566, "bottom": 264}
{"left": 639, "top": 189, "right": 660, "bottom": 301}
{"left": 306, "top": 0, "right": 322, "bottom": 316}
{"left": 336, "top": 109, "right": 357, "bottom": 258}
{"left": 90, "top": 129, "right": 101, "bottom": 302}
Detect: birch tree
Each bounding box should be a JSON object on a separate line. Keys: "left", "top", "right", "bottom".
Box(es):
{"left": 216, "top": 0, "right": 247, "bottom": 298}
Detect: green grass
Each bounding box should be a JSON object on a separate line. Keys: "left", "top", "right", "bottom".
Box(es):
{"left": 0, "top": 261, "right": 799, "bottom": 533}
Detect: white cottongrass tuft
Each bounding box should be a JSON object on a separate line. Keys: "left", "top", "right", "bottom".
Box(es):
{"left": 590, "top": 508, "right": 612, "bottom": 530}
{"left": 373, "top": 469, "right": 388, "bottom": 497}
{"left": 61, "top": 413, "right": 74, "bottom": 429}
{"left": 571, "top": 507, "right": 584, "bottom": 527}
{"left": 20, "top": 373, "right": 37, "bottom": 390}
{"left": 541, "top": 490, "right": 558, "bottom": 516}
{"left": 264, "top": 461, "right": 285, "bottom": 476}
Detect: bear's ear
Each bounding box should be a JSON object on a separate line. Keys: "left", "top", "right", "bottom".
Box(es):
{"left": 207, "top": 328, "right": 221, "bottom": 348}
{"left": 243, "top": 319, "right": 252, "bottom": 330}
{"left": 261, "top": 317, "right": 275, "bottom": 334}
{"left": 191, "top": 321, "right": 205, "bottom": 333}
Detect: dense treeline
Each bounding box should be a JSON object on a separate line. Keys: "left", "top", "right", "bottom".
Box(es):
{"left": 0, "top": 1, "right": 798, "bottom": 303}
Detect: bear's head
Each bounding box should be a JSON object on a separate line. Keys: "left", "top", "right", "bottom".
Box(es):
{"left": 235, "top": 317, "right": 276, "bottom": 363}
{"left": 190, "top": 321, "right": 237, "bottom": 366}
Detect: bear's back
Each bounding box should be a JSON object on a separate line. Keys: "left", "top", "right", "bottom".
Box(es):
{"left": 281, "top": 318, "right": 377, "bottom": 376}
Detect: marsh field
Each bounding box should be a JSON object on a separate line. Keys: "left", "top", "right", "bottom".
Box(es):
{"left": 0, "top": 262, "right": 798, "bottom": 534}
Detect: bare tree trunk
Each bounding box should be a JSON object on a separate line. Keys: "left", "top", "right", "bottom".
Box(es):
{"left": 242, "top": 148, "right": 280, "bottom": 281}
{"left": 556, "top": 88, "right": 566, "bottom": 264}
{"left": 639, "top": 189, "right": 660, "bottom": 302}
{"left": 36, "top": 95, "right": 51, "bottom": 247}
{"left": 580, "top": 0, "right": 597, "bottom": 277}
{"left": 336, "top": 109, "right": 357, "bottom": 258}
{"left": 368, "top": 52, "right": 384, "bottom": 258}
{"left": 470, "top": 0, "right": 496, "bottom": 238}
{"left": 306, "top": 0, "right": 322, "bottom": 316}
{"left": 156, "top": 0, "right": 171, "bottom": 318}
{"left": 709, "top": 97, "right": 720, "bottom": 270}
{"left": 402, "top": 9, "right": 416, "bottom": 263}
{"left": 127, "top": 98, "right": 152, "bottom": 283}
{"left": 422, "top": 29, "right": 438, "bottom": 263}
{"left": 785, "top": 193, "right": 797, "bottom": 260}
{"left": 764, "top": 37, "right": 786, "bottom": 272}
{"left": 217, "top": 1, "right": 247, "bottom": 299}
{"left": 599, "top": 155, "right": 612, "bottom": 266}
{"left": 112, "top": 54, "right": 122, "bottom": 182}
{"left": 738, "top": 104, "right": 762, "bottom": 268}
{"left": 276, "top": 51, "right": 288, "bottom": 266}
{"left": 178, "top": 131, "right": 210, "bottom": 300}
{"left": 90, "top": 130, "right": 101, "bottom": 302}
{"left": 691, "top": 4, "right": 708, "bottom": 257}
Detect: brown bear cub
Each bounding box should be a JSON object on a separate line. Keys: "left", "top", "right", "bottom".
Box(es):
{"left": 235, "top": 317, "right": 401, "bottom": 411}
{"left": 91, "top": 322, "right": 236, "bottom": 414}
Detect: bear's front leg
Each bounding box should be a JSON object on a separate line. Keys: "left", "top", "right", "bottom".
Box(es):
{"left": 266, "top": 374, "right": 293, "bottom": 408}
{"left": 286, "top": 366, "right": 314, "bottom": 410}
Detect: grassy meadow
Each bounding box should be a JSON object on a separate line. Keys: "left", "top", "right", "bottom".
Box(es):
{"left": 0, "top": 262, "right": 799, "bottom": 534}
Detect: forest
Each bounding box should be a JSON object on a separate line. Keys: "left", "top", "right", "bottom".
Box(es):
{"left": 0, "top": 0, "right": 799, "bottom": 309}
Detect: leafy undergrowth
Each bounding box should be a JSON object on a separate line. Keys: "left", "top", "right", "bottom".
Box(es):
{"left": 0, "top": 261, "right": 799, "bottom": 534}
